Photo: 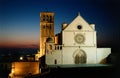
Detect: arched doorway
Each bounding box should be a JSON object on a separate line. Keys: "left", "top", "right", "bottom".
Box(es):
{"left": 73, "top": 49, "right": 86, "bottom": 64}
{"left": 54, "top": 59, "right": 57, "bottom": 64}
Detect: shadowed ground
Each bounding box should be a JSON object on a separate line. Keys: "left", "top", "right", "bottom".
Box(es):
{"left": 1, "top": 64, "right": 119, "bottom": 78}
{"left": 38, "top": 64, "right": 116, "bottom": 78}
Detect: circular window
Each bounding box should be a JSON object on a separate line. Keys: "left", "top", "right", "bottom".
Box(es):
{"left": 74, "top": 34, "right": 85, "bottom": 44}
{"left": 77, "top": 25, "right": 82, "bottom": 30}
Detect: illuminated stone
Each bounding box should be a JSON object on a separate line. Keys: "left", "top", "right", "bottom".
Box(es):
{"left": 36, "top": 12, "right": 111, "bottom": 65}
{"left": 9, "top": 62, "right": 40, "bottom": 78}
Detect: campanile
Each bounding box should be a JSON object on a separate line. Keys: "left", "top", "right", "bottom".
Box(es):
{"left": 40, "top": 12, "right": 55, "bottom": 56}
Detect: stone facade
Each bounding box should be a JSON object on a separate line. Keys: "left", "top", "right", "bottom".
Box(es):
{"left": 36, "top": 12, "right": 111, "bottom": 65}
{"left": 9, "top": 62, "right": 40, "bottom": 78}
{"left": 35, "top": 12, "right": 55, "bottom": 60}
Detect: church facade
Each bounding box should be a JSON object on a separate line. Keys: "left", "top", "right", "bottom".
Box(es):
{"left": 35, "top": 12, "right": 111, "bottom": 65}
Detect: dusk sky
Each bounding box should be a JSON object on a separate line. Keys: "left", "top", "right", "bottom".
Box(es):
{"left": 0, "top": 0, "right": 120, "bottom": 48}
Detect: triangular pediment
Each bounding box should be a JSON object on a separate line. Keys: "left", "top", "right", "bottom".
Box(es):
{"left": 63, "top": 14, "right": 95, "bottom": 31}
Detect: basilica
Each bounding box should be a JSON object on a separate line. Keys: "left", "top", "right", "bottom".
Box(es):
{"left": 35, "top": 12, "right": 111, "bottom": 65}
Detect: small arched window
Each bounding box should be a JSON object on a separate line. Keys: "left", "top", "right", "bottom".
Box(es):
{"left": 48, "top": 45, "right": 52, "bottom": 50}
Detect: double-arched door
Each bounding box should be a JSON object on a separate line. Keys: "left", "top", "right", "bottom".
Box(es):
{"left": 73, "top": 49, "right": 87, "bottom": 64}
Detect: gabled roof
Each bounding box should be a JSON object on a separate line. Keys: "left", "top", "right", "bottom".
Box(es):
{"left": 63, "top": 13, "right": 95, "bottom": 31}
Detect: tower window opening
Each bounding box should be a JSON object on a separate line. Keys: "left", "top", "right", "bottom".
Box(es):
{"left": 42, "top": 15, "right": 45, "bottom": 21}
{"left": 46, "top": 15, "right": 49, "bottom": 21}
{"left": 49, "top": 25, "right": 51, "bottom": 29}
{"left": 43, "top": 26, "right": 45, "bottom": 29}
{"left": 46, "top": 25, "right": 49, "bottom": 29}
{"left": 50, "top": 16, "right": 52, "bottom": 22}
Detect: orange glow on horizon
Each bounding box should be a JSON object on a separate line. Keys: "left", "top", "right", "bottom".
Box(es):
{"left": 0, "top": 41, "right": 39, "bottom": 48}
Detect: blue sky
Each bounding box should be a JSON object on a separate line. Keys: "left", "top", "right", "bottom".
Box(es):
{"left": 0, "top": 0, "right": 120, "bottom": 48}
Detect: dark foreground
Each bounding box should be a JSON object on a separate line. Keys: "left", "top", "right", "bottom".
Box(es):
{"left": 1, "top": 64, "right": 120, "bottom": 78}
{"left": 38, "top": 64, "right": 118, "bottom": 78}
{"left": 0, "top": 71, "right": 9, "bottom": 78}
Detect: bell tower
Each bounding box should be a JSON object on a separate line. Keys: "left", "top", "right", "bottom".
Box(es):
{"left": 40, "top": 12, "right": 55, "bottom": 56}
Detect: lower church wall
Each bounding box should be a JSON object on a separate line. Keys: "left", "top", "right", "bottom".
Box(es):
{"left": 45, "top": 47, "right": 111, "bottom": 65}
{"left": 96, "top": 48, "right": 111, "bottom": 63}
{"left": 46, "top": 50, "right": 62, "bottom": 65}
{"left": 62, "top": 47, "right": 97, "bottom": 64}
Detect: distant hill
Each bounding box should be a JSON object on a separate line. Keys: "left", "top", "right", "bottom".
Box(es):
{"left": 0, "top": 48, "right": 38, "bottom": 56}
